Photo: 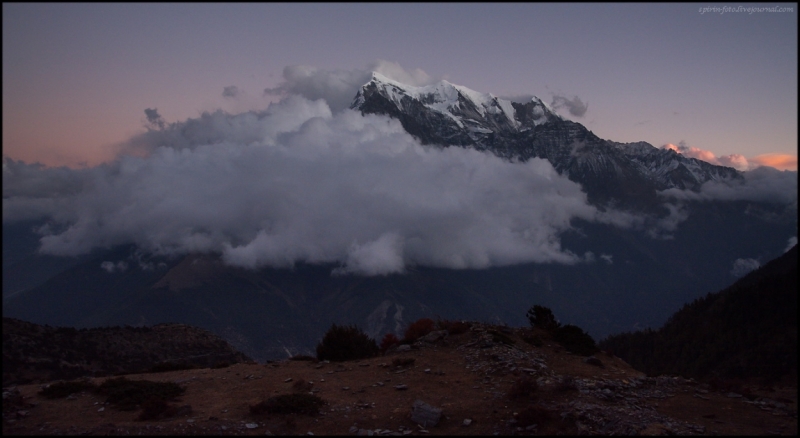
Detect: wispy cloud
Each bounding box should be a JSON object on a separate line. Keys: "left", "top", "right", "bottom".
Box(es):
{"left": 550, "top": 94, "right": 588, "bottom": 118}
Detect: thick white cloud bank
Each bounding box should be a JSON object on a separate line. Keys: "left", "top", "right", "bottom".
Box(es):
{"left": 3, "top": 95, "right": 622, "bottom": 275}
{"left": 659, "top": 166, "right": 798, "bottom": 205}
{"left": 3, "top": 62, "right": 796, "bottom": 276}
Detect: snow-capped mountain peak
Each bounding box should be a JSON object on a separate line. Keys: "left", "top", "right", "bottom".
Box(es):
{"left": 352, "top": 72, "right": 560, "bottom": 136}
{"left": 351, "top": 73, "right": 742, "bottom": 210}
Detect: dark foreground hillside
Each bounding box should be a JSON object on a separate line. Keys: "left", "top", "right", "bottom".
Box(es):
{"left": 2, "top": 318, "right": 252, "bottom": 386}
{"left": 600, "top": 245, "right": 798, "bottom": 385}
{"left": 3, "top": 321, "right": 796, "bottom": 436}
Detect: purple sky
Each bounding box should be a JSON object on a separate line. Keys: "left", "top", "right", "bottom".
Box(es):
{"left": 3, "top": 3, "right": 797, "bottom": 169}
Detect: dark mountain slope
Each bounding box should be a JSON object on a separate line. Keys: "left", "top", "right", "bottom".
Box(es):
{"left": 599, "top": 245, "right": 798, "bottom": 384}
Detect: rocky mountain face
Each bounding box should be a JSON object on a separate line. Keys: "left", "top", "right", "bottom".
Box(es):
{"left": 352, "top": 73, "right": 741, "bottom": 209}
{"left": 2, "top": 317, "right": 252, "bottom": 386}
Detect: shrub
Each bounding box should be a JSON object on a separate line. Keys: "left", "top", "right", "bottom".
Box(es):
{"left": 403, "top": 318, "right": 435, "bottom": 343}
{"left": 316, "top": 324, "right": 379, "bottom": 362}
{"left": 436, "top": 319, "right": 470, "bottom": 335}
{"left": 38, "top": 380, "right": 97, "bottom": 399}
{"left": 447, "top": 321, "right": 471, "bottom": 335}
{"left": 552, "top": 324, "right": 598, "bottom": 356}
{"left": 250, "top": 393, "right": 325, "bottom": 416}
{"left": 97, "top": 377, "right": 185, "bottom": 411}
{"left": 507, "top": 376, "right": 538, "bottom": 400}
{"left": 526, "top": 305, "right": 561, "bottom": 331}
{"left": 379, "top": 333, "right": 400, "bottom": 353}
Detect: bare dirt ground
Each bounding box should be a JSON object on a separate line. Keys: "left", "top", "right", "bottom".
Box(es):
{"left": 3, "top": 324, "right": 797, "bottom": 435}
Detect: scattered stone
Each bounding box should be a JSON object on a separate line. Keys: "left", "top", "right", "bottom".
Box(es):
{"left": 245, "top": 423, "right": 259, "bottom": 429}
{"left": 411, "top": 400, "right": 442, "bottom": 427}
{"left": 285, "top": 378, "right": 293, "bottom": 382}
{"left": 463, "top": 418, "right": 472, "bottom": 426}
{"left": 394, "top": 384, "right": 408, "bottom": 390}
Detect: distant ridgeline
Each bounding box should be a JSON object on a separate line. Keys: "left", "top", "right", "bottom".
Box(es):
{"left": 2, "top": 318, "right": 252, "bottom": 386}
{"left": 599, "top": 245, "right": 798, "bottom": 384}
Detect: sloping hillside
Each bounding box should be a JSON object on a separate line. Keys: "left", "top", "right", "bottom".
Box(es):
{"left": 599, "top": 245, "right": 798, "bottom": 384}
{"left": 3, "top": 318, "right": 252, "bottom": 386}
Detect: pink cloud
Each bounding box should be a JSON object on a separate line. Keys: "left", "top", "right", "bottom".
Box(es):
{"left": 662, "top": 142, "right": 797, "bottom": 171}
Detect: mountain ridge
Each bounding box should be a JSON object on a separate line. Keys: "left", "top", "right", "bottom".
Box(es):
{"left": 352, "top": 73, "right": 742, "bottom": 209}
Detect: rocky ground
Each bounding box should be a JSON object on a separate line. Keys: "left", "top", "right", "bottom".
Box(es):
{"left": 3, "top": 323, "right": 797, "bottom": 435}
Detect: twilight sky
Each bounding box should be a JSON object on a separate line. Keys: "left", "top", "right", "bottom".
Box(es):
{"left": 3, "top": 3, "right": 797, "bottom": 170}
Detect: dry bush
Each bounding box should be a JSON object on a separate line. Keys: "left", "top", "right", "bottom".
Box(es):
{"left": 437, "top": 319, "right": 471, "bottom": 335}
{"left": 379, "top": 333, "right": 400, "bottom": 353}
{"left": 316, "top": 324, "right": 378, "bottom": 362}
{"left": 403, "top": 318, "right": 435, "bottom": 343}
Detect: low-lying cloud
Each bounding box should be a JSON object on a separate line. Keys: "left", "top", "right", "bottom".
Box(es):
{"left": 3, "top": 95, "right": 627, "bottom": 275}
{"left": 660, "top": 165, "right": 798, "bottom": 205}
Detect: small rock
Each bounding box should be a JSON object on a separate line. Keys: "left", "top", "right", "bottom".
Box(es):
{"left": 394, "top": 384, "right": 408, "bottom": 390}
{"left": 411, "top": 400, "right": 442, "bottom": 427}
{"left": 349, "top": 426, "right": 359, "bottom": 433}
{"left": 463, "top": 418, "right": 472, "bottom": 426}
{"left": 246, "top": 423, "right": 259, "bottom": 429}
{"left": 396, "top": 345, "right": 412, "bottom": 352}
{"left": 97, "top": 407, "right": 104, "bottom": 412}
{"left": 285, "top": 378, "right": 293, "bottom": 382}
